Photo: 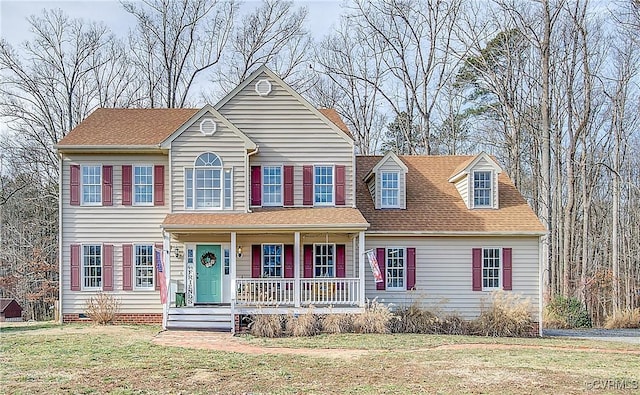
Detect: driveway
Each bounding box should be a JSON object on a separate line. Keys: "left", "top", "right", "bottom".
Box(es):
{"left": 543, "top": 328, "right": 640, "bottom": 344}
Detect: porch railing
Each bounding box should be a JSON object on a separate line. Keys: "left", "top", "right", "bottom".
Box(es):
{"left": 235, "top": 278, "right": 360, "bottom": 307}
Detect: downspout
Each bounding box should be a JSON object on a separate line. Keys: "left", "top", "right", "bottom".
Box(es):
{"left": 58, "top": 152, "right": 64, "bottom": 324}
{"left": 245, "top": 146, "right": 259, "bottom": 213}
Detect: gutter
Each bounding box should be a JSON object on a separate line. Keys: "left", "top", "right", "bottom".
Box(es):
{"left": 365, "top": 230, "right": 548, "bottom": 237}
{"left": 55, "top": 145, "right": 165, "bottom": 153}
{"left": 161, "top": 223, "right": 369, "bottom": 232}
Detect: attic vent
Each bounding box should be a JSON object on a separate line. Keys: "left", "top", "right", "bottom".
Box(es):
{"left": 255, "top": 79, "right": 272, "bottom": 96}
{"left": 199, "top": 118, "right": 217, "bottom": 136}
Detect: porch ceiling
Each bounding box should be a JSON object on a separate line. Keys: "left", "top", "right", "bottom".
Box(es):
{"left": 162, "top": 207, "right": 370, "bottom": 233}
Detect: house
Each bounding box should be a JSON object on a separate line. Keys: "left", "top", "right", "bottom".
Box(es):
{"left": 0, "top": 298, "right": 23, "bottom": 322}
{"left": 56, "top": 65, "right": 545, "bottom": 333}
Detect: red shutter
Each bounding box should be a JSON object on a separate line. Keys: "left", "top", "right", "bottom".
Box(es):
{"left": 472, "top": 248, "right": 482, "bottom": 291}
{"left": 303, "top": 245, "right": 313, "bottom": 278}
{"left": 251, "top": 166, "right": 261, "bottom": 206}
{"left": 336, "top": 244, "right": 346, "bottom": 278}
{"left": 155, "top": 243, "right": 163, "bottom": 290}
{"left": 70, "top": 165, "right": 80, "bottom": 206}
{"left": 122, "top": 165, "right": 132, "bottom": 206}
{"left": 335, "top": 165, "right": 345, "bottom": 206}
{"left": 153, "top": 165, "right": 165, "bottom": 206}
{"left": 103, "top": 244, "right": 114, "bottom": 291}
{"left": 102, "top": 166, "right": 113, "bottom": 206}
{"left": 503, "top": 248, "right": 513, "bottom": 290}
{"left": 283, "top": 165, "right": 294, "bottom": 206}
{"left": 122, "top": 244, "right": 133, "bottom": 291}
{"left": 70, "top": 244, "right": 80, "bottom": 291}
{"left": 406, "top": 248, "right": 416, "bottom": 290}
{"left": 303, "top": 165, "right": 313, "bottom": 205}
{"left": 376, "top": 248, "right": 386, "bottom": 290}
{"left": 252, "top": 245, "right": 262, "bottom": 278}
{"left": 284, "top": 245, "right": 294, "bottom": 278}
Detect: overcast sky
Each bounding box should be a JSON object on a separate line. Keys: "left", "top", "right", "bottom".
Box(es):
{"left": 0, "top": 0, "right": 344, "bottom": 45}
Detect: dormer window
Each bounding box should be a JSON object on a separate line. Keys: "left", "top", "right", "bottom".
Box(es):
{"left": 381, "top": 171, "right": 400, "bottom": 208}
{"left": 473, "top": 171, "right": 492, "bottom": 208}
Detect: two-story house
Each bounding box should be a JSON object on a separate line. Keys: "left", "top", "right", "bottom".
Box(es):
{"left": 56, "top": 66, "right": 545, "bottom": 332}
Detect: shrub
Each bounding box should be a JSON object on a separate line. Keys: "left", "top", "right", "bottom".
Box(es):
{"left": 84, "top": 292, "right": 120, "bottom": 325}
{"left": 544, "top": 296, "right": 591, "bottom": 329}
{"left": 474, "top": 291, "right": 533, "bottom": 337}
{"left": 353, "top": 299, "right": 391, "bottom": 334}
{"left": 605, "top": 308, "right": 640, "bottom": 329}
{"left": 321, "top": 313, "right": 354, "bottom": 334}
{"left": 439, "top": 314, "right": 472, "bottom": 335}
{"left": 285, "top": 309, "right": 320, "bottom": 337}
{"left": 248, "top": 314, "right": 283, "bottom": 337}
{"left": 390, "top": 304, "right": 440, "bottom": 333}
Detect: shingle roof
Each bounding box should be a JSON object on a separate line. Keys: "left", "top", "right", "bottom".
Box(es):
{"left": 58, "top": 107, "right": 352, "bottom": 147}
{"left": 162, "top": 207, "right": 369, "bottom": 230}
{"left": 356, "top": 155, "right": 546, "bottom": 233}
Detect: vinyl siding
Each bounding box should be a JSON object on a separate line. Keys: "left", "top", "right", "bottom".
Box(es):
{"left": 375, "top": 160, "right": 406, "bottom": 209}
{"left": 170, "top": 113, "right": 247, "bottom": 212}
{"left": 364, "top": 236, "right": 540, "bottom": 319}
{"left": 470, "top": 157, "right": 499, "bottom": 209}
{"left": 61, "top": 154, "right": 169, "bottom": 314}
{"left": 454, "top": 177, "right": 470, "bottom": 209}
{"left": 218, "top": 71, "right": 354, "bottom": 207}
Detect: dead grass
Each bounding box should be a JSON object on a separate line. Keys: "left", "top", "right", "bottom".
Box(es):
{"left": 352, "top": 299, "right": 392, "bottom": 334}
{"left": 1, "top": 324, "right": 639, "bottom": 394}
{"left": 475, "top": 291, "right": 533, "bottom": 337}
{"left": 84, "top": 292, "right": 120, "bottom": 324}
{"left": 285, "top": 309, "right": 320, "bottom": 337}
{"left": 248, "top": 314, "right": 283, "bottom": 338}
{"left": 605, "top": 308, "right": 640, "bottom": 329}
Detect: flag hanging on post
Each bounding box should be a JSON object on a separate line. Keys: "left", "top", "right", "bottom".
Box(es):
{"left": 155, "top": 248, "right": 167, "bottom": 304}
{"left": 366, "top": 249, "right": 383, "bottom": 283}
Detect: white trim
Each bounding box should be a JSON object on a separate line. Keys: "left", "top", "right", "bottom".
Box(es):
{"left": 80, "top": 164, "right": 102, "bottom": 206}
{"left": 365, "top": 231, "right": 546, "bottom": 236}
{"left": 81, "top": 243, "right": 103, "bottom": 291}
{"left": 447, "top": 152, "right": 502, "bottom": 183}
{"left": 312, "top": 243, "right": 336, "bottom": 278}
{"left": 132, "top": 243, "right": 156, "bottom": 291}
{"left": 481, "top": 247, "right": 502, "bottom": 291}
{"left": 384, "top": 247, "right": 407, "bottom": 291}
{"left": 380, "top": 171, "right": 401, "bottom": 209}
{"left": 261, "top": 243, "right": 285, "bottom": 278}
{"left": 294, "top": 232, "right": 301, "bottom": 307}
{"left": 255, "top": 79, "right": 272, "bottom": 96}
{"left": 132, "top": 164, "right": 154, "bottom": 206}
{"left": 471, "top": 170, "right": 493, "bottom": 209}
{"left": 261, "top": 165, "right": 284, "bottom": 207}
{"left": 224, "top": 168, "right": 234, "bottom": 210}
{"left": 313, "top": 164, "right": 335, "bottom": 206}
{"left": 199, "top": 118, "right": 217, "bottom": 136}
{"left": 370, "top": 151, "right": 408, "bottom": 174}
{"left": 58, "top": 153, "right": 63, "bottom": 323}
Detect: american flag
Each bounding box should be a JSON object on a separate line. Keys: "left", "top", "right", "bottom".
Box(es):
{"left": 366, "top": 250, "right": 384, "bottom": 283}
{"left": 155, "top": 248, "right": 168, "bottom": 304}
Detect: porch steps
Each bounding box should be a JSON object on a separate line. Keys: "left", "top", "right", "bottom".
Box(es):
{"left": 166, "top": 307, "right": 232, "bottom": 331}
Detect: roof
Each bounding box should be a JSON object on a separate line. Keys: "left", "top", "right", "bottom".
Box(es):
{"left": 162, "top": 207, "right": 369, "bottom": 231}
{"left": 0, "top": 298, "right": 21, "bottom": 312}
{"left": 57, "top": 106, "right": 351, "bottom": 147}
{"left": 356, "top": 155, "right": 546, "bottom": 234}
{"left": 57, "top": 108, "right": 199, "bottom": 147}
{"left": 449, "top": 152, "right": 501, "bottom": 182}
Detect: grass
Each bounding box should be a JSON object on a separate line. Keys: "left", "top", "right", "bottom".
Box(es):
{"left": 1, "top": 324, "right": 639, "bottom": 394}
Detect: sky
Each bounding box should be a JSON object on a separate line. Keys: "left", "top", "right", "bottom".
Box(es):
{"left": 0, "top": 0, "right": 345, "bottom": 45}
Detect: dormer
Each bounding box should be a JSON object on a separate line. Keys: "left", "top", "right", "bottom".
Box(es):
{"left": 364, "top": 151, "right": 408, "bottom": 209}
{"left": 448, "top": 152, "right": 502, "bottom": 209}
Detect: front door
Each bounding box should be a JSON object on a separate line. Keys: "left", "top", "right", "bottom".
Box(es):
{"left": 195, "top": 245, "right": 222, "bottom": 303}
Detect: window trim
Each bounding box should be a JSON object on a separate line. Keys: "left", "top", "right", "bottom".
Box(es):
{"left": 80, "top": 164, "right": 102, "bottom": 206}
{"left": 380, "top": 171, "right": 400, "bottom": 208}
{"left": 313, "top": 164, "right": 335, "bottom": 206}
{"left": 313, "top": 243, "right": 336, "bottom": 278}
{"left": 184, "top": 152, "right": 233, "bottom": 211}
{"left": 261, "top": 165, "right": 283, "bottom": 207}
{"left": 261, "top": 243, "right": 284, "bottom": 278}
{"left": 385, "top": 247, "right": 406, "bottom": 291}
{"left": 472, "top": 170, "right": 493, "bottom": 208}
{"left": 133, "top": 244, "right": 155, "bottom": 291}
{"left": 132, "top": 164, "right": 154, "bottom": 206}
{"left": 81, "top": 243, "right": 103, "bottom": 291}
{"left": 481, "top": 247, "right": 502, "bottom": 291}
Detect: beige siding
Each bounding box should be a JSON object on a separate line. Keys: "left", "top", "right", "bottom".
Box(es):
{"left": 454, "top": 177, "right": 470, "bottom": 209}
{"left": 218, "top": 71, "right": 355, "bottom": 207}
{"left": 375, "top": 160, "right": 407, "bottom": 209}
{"left": 364, "top": 236, "right": 540, "bottom": 319}
{"left": 170, "top": 114, "right": 247, "bottom": 212}
{"left": 61, "top": 154, "right": 169, "bottom": 314}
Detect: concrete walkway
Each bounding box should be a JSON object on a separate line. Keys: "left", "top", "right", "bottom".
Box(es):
{"left": 543, "top": 328, "right": 640, "bottom": 344}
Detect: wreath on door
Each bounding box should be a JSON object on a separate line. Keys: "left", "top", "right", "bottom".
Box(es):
{"left": 200, "top": 252, "right": 217, "bottom": 268}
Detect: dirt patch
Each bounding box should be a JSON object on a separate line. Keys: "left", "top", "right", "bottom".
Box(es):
{"left": 431, "top": 343, "right": 640, "bottom": 355}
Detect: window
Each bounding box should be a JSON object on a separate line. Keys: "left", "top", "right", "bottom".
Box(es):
{"left": 482, "top": 248, "right": 501, "bottom": 289}
{"left": 381, "top": 172, "right": 399, "bottom": 208}
{"left": 473, "top": 171, "right": 492, "bottom": 207}
{"left": 83, "top": 245, "right": 102, "bottom": 289}
{"left": 386, "top": 248, "right": 405, "bottom": 289}
{"left": 314, "top": 165, "right": 334, "bottom": 205}
{"left": 185, "top": 152, "right": 233, "bottom": 210}
{"left": 314, "top": 244, "right": 335, "bottom": 277}
{"left": 262, "top": 244, "right": 283, "bottom": 277}
{"left": 82, "top": 165, "right": 102, "bottom": 205}
{"left": 224, "top": 248, "right": 230, "bottom": 275}
{"left": 134, "top": 165, "right": 153, "bottom": 205}
{"left": 262, "top": 166, "right": 282, "bottom": 206}
{"left": 135, "top": 245, "right": 154, "bottom": 289}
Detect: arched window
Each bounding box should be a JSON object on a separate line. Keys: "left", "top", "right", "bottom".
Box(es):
{"left": 185, "top": 152, "right": 232, "bottom": 210}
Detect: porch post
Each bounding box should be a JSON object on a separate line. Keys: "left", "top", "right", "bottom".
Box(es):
{"left": 162, "top": 231, "right": 171, "bottom": 330}
{"left": 358, "top": 231, "right": 366, "bottom": 307}
{"left": 230, "top": 232, "right": 237, "bottom": 301}
{"left": 294, "top": 231, "right": 301, "bottom": 307}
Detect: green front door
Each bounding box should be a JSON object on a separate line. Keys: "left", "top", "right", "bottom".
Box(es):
{"left": 195, "top": 245, "right": 222, "bottom": 303}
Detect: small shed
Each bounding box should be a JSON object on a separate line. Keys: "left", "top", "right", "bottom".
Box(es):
{"left": 0, "top": 298, "right": 23, "bottom": 322}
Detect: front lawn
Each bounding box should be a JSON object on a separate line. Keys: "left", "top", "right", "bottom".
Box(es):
{"left": 1, "top": 324, "right": 638, "bottom": 394}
